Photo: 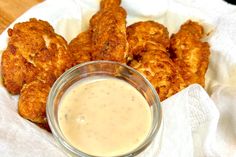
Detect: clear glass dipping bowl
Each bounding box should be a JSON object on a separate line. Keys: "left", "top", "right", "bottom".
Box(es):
{"left": 46, "top": 61, "right": 162, "bottom": 157}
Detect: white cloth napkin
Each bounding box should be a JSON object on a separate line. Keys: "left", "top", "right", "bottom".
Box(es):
{"left": 1, "top": 0, "right": 236, "bottom": 156}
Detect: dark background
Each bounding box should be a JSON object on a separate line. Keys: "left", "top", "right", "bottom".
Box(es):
{"left": 224, "top": 0, "right": 236, "bottom": 5}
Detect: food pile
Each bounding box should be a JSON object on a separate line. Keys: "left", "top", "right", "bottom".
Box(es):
{"left": 1, "top": 0, "right": 210, "bottom": 130}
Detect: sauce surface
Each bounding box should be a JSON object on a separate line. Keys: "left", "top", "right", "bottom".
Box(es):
{"left": 58, "top": 77, "right": 152, "bottom": 156}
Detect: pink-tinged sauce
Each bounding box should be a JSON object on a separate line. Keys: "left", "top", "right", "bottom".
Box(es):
{"left": 58, "top": 77, "right": 152, "bottom": 156}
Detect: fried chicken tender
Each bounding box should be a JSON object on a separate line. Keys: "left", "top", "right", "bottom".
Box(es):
{"left": 170, "top": 20, "right": 210, "bottom": 87}
{"left": 100, "top": 0, "right": 121, "bottom": 9}
{"left": 68, "top": 30, "right": 92, "bottom": 64}
{"left": 127, "top": 21, "right": 170, "bottom": 60}
{"left": 2, "top": 19, "right": 73, "bottom": 94}
{"left": 1, "top": 18, "right": 74, "bottom": 129}
{"left": 1, "top": 46, "right": 31, "bottom": 94}
{"left": 69, "top": 0, "right": 127, "bottom": 63}
{"left": 127, "top": 21, "right": 186, "bottom": 101}
{"left": 18, "top": 80, "right": 50, "bottom": 124}
{"left": 89, "top": 0, "right": 128, "bottom": 62}
{"left": 7, "top": 18, "right": 73, "bottom": 78}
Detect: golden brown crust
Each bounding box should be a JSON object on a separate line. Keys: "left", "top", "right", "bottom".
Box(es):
{"left": 127, "top": 21, "right": 185, "bottom": 101}
{"left": 1, "top": 18, "right": 73, "bottom": 94}
{"left": 68, "top": 30, "right": 92, "bottom": 64}
{"left": 1, "top": 9, "right": 211, "bottom": 131}
{"left": 89, "top": 1, "right": 128, "bottom": 62}
{"left": 100, "top": 0, "right": 121, "bottom": 9}
{"left": 69, "top": 0, "right": 128, "bottom": 63}
{"left": 1, "top": 45, "right": 42, "bottom": 94}
{"left": 6, "top": 18, "right": 73, "bottom": 78}
{"left": 129, "top": 44, "right": 186, "bottom": 101}
{"left": 170, "top": 20, "right": 210, "bottom": 87}
{"left": 1, "top": 19, "right": 74, "bottom": 131}
{"left": 1, "top": 46, "right": 27, "bottom": 94}
{"left": 127, "top": 21, "right": 170, "bottom": 59}
{"left": 18, "top": 80, "right": 50, "bottom": 124}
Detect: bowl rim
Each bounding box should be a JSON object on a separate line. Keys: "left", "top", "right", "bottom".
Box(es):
{"left": 46, "top": 60, "right": 162, "bottom": 157}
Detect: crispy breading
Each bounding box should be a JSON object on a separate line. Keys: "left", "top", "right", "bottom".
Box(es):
{"left": 1, "top": 19, "right": 74, "bottom": 130}
{"left": 69, "top": 0, "right": 127, "bottom": 63}
{"left": 1, "top": 45, "right": 45, "bottom": 94}
{"left": 5, "top": 18, "right": 73, "bottom": 78}
{"left": 130, "top": 49, "right": 186, "bottom": 101}
{"left": 127, "top": 21, "right": 185, "bottom": 101}
{"left": 1, "top": 46, "right": 28, "bottom": 94}
{"left": 18, "top": 80, "right": 50, "bottom": 124}
{"left": 89, "top": 0, "right": 128, "bottom": 62}
{"left": 170, "top": 20, "right": 210, "bottom": 87}
{"left": 68, "top": 30, "right": 92, "bottom": 64}
{"left": 36, "top": 122, "right": 51, "bottom": 132}
{"left": 100, "top": 0, "right": 121, "bottom": 9}
{"left": 1, "top": 5, "right": 211, "bottom": 131}
{"left": 127, "top": 21, "right": 170, "bottom": 60}
{"left": 1, "top": 18, "right": 73, "bottom": 93}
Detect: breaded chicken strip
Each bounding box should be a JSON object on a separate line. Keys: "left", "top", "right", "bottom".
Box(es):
{"left": 18, "top": 80, "right": 50, "bottom": 124}
{"left": 170, "top": 20, "right": 210, "bottom": 87}
{"left": 89, "top": 0, "right": 128, "bottom": 62}
{"left": 127, "top": 21, "right": 170, "bottom": 60}
{"left": 100, "top": 0, "right": 121, "bottom": 9}
{"left": 68, "top": 30, "right": 92, "bottom": 64}
{"left": 1, "top": 19, "right": 74, "bottom": 129}
{"left": 6, "top": 18, "right": 73, "bottom": 78}
{"left": 1, "top": 19, "right": 73, "bottom": 94}
{"left": 69, "top": 0, "right": 127, "bottom": 63}
{"left": 1, "top": 46, "right": 34, "bottom": 94}
{"left": 127, "top": 21, "right": 185, "bottom": 101}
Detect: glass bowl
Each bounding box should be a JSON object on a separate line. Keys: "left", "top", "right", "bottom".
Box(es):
{"left": 46, "top": 60, "right": 162, "bottom": 157}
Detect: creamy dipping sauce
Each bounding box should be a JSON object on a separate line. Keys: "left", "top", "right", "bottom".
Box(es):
{"left": 58, "top": 77, "right": 152, "bottom": 156}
